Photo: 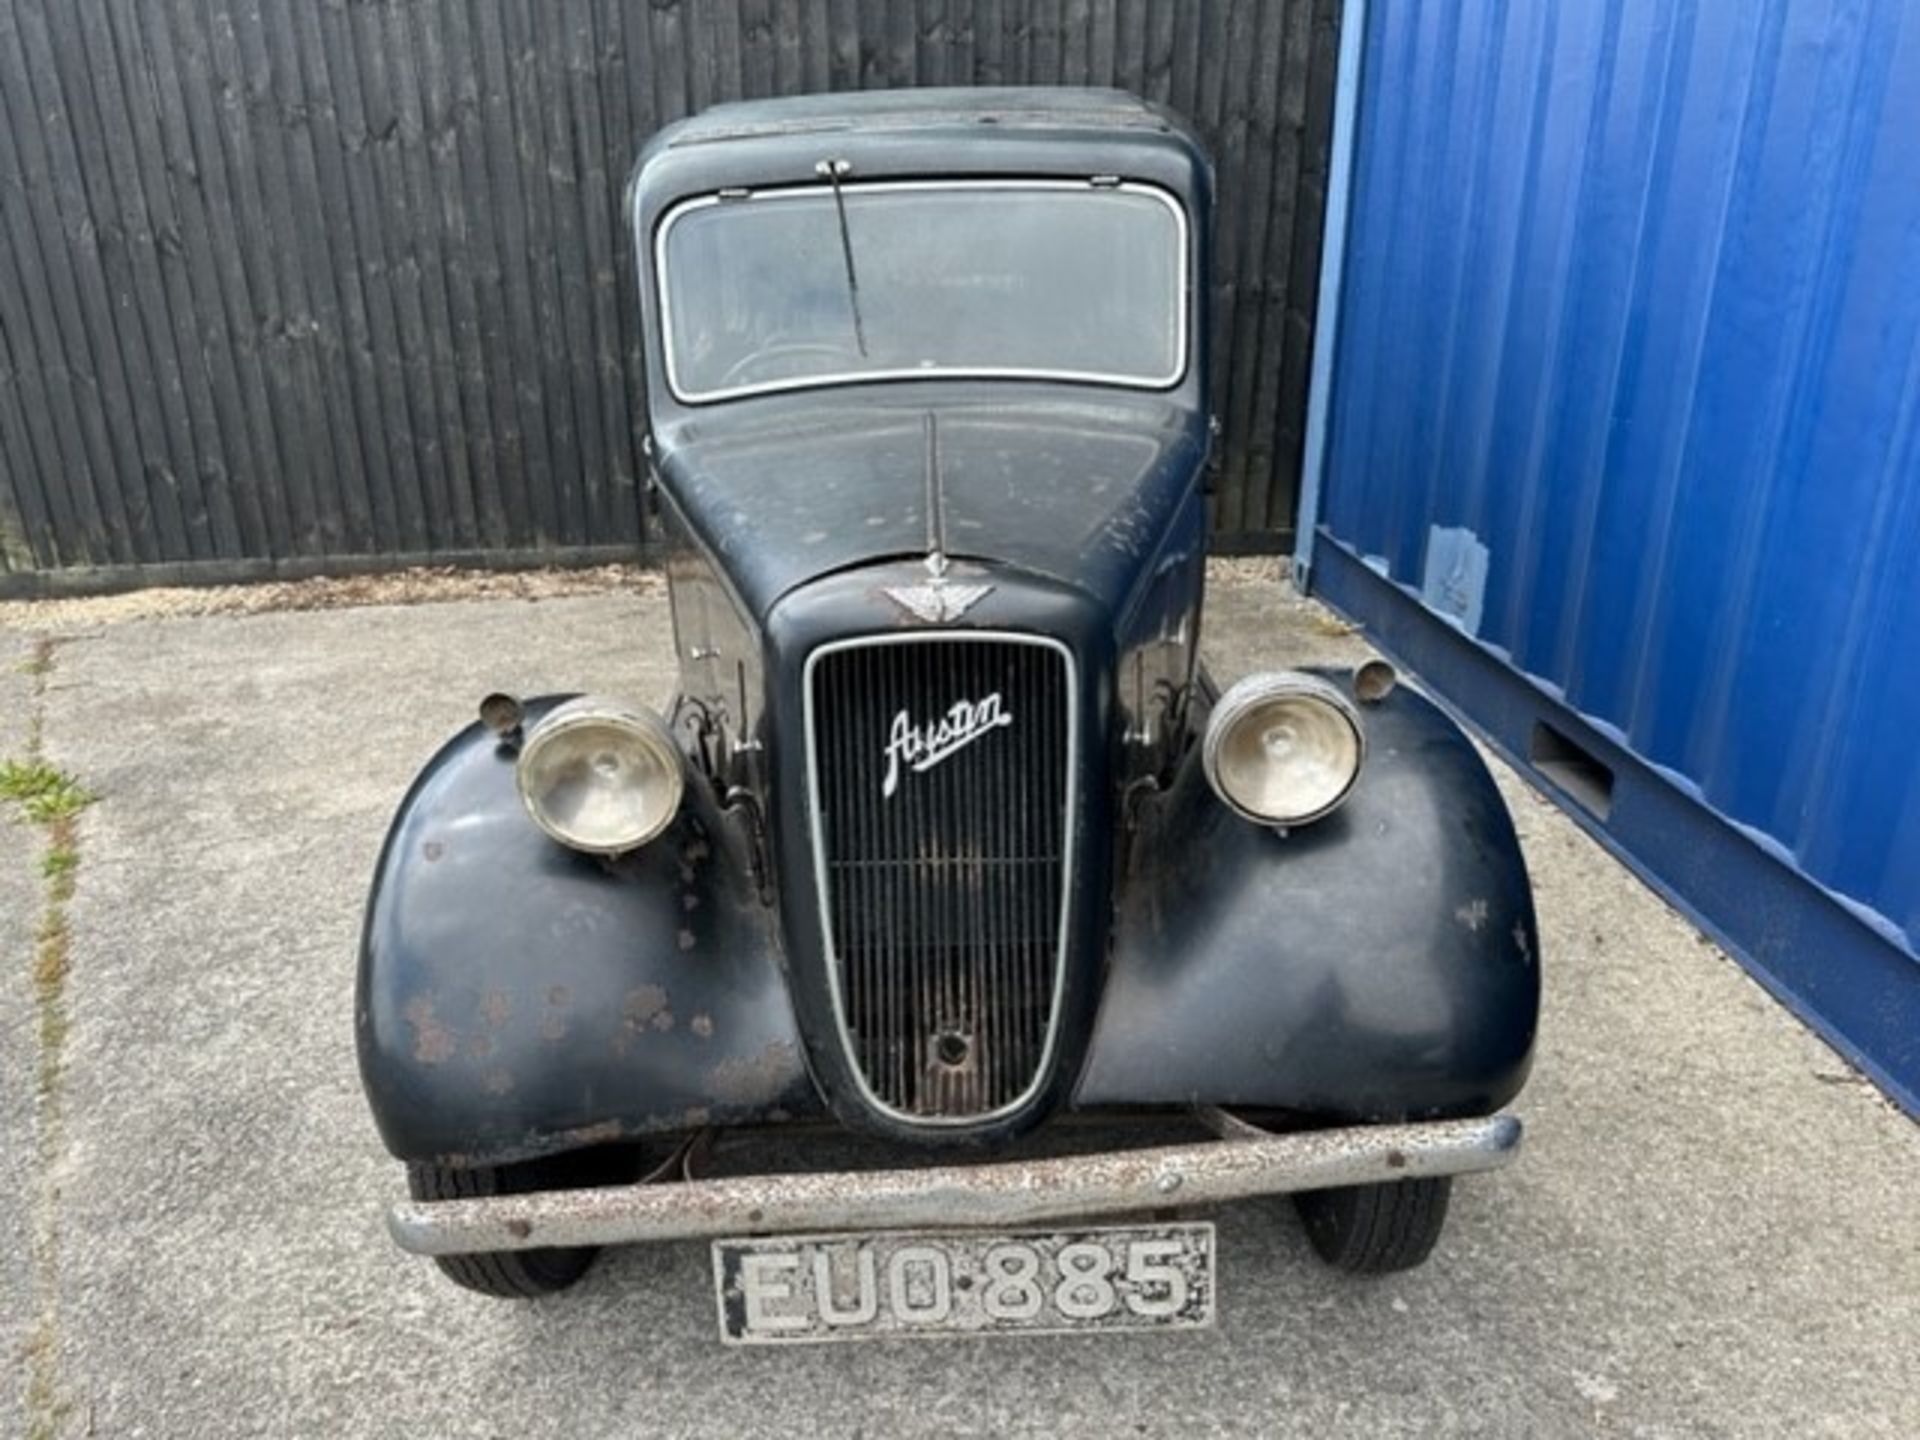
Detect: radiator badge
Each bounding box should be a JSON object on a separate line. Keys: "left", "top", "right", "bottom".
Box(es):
{"left": 881, "top": 581, "right": 993, "bottom": 624}
{"left": 882, "top": 693, "right": 1013, "bottom": 798}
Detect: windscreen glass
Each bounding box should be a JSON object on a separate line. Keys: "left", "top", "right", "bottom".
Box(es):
{"left": 658, "top": 181, "right": 1186, "bottom": 401}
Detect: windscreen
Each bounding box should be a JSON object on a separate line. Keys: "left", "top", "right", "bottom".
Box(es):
{"left": 657, "top": 181, "right": 1186, "bottom": 402}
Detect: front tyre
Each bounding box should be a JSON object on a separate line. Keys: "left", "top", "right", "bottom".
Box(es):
{"left": 405, "top": 1147, "right": 648, "bottom": 1299}
{"left": 1293, "top": 1177, "right": 1451, "bottom": 1274}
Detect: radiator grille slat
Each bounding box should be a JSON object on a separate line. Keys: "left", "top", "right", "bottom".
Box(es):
{"left": 809, "top": 636, "right": 1072, "bottom": 1120}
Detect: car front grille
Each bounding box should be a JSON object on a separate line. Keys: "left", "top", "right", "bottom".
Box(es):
{"left": 806, "top": 633, "right": 1074, "bottom": 1121}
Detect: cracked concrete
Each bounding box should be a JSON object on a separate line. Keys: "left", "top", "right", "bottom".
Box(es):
{"left": 3, "top": 635, "right": 95, "bottom": 1440}
{"left": 1, "top": 635, "right": 40, "bottom": 1440}
{"left": 1, "top": 566, "right": 1915, "bottom": 1437}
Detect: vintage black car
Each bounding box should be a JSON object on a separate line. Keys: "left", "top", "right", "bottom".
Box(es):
{"left": 358, "top": 89, "right": 1537, "bottom": 1336}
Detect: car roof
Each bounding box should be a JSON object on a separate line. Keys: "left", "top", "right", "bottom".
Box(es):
{"left": 657, "top": 87, "right": 1177, "bottom": 146}
{"left": 629, "top": 87, "right": 1210, "bottom": 234}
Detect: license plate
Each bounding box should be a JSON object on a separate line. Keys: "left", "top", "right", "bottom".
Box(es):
{"left": 712, "top": 1223, "right": 1214, "bottom": 1345}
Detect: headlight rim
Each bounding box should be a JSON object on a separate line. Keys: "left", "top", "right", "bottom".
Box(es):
{"left": 514, "top": 696, "right": 686, "bottom": 856}
{"left": 1202, "top": 670, "right": 1366, "bottom": 828}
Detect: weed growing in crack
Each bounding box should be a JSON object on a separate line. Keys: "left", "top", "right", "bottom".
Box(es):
{"left": 9, "top": 637, "right": 86, "bottom": 1439}
{"left": 40, "top": 842, "right": 79, "bottom": 888}
{"left": 0, "top": 759, "right": 96, "bottom": 825}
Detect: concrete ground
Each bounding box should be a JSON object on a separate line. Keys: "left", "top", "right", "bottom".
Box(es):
{"left": 1, "top": 566, "right": 1914, "bottom": 1438}
{"left": 2, "top": 646, "right": 40, "bottom": 1440}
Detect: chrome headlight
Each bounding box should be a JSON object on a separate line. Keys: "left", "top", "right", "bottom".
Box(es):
{"left": 1202, "top": 672, "right": 1364, "bottom": 827}
{"left": 515, "top": 697, "right": 684, "bottom": 855}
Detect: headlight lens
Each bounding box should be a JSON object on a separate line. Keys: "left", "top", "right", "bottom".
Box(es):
{"left": 1202, "top": 672, "right": 1364, "bottom": 826}
{"left": 515, "top": 697, "right": 684, "bottom": 854}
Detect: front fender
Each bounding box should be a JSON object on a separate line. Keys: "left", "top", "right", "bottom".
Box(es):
{"left": 1077, "top": 682, "right": 1539, "bottom": 1120}
{"left": 355, "top": 699, "right": 819, "bottom": 1166}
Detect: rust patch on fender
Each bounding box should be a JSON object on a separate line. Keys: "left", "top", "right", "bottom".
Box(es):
{"left": 709, "top": 1040, "right": 798, "bottom": 1104}
{"left": 623, "top": 984, "right": 673, "bottom": 1035}
{"left": 402, "top": 996, "right": 458, "bottom": 1066}
{"left": 422, "top": 840, "right": 445, "bottom": 862}
{"left": 690, "top": 1012, "right": 714, "bottom": 1039}
{"left": 481, "top": 990, "right": 513, "bottom": 1028}
{"left": 558, "top": 1119, "right": 625, "bottom": 1147}
{"left": 541, "top": 986, "right": 571, "bottom": 1041}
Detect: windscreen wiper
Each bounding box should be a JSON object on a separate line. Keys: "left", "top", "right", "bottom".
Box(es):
{"left": 815, "top": 158, "right": 869, "bottom": 357}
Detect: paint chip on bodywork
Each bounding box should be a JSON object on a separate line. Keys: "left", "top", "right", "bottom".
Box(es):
{"left": 560, "top": 1119, "right": 625, "bottom": 1147}
{"left": 402, "top": 996, "right": 458, "bottom": 1066}
{"left": 710, "top": 1040, "right": 798, "bottom": 1103}
{"left": 623, "top": 985, "right": 671, "bottom": 1033}
{"left": 1455, "top": 899, "right": 1490, "bottom": 933}
{"left": 1514, "top": 921, "right": 1535, "bottom": 965}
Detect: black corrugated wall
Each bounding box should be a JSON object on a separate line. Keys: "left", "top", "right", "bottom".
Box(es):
{"left": 0, "top": 0, "right": 1338, "bottom": 595}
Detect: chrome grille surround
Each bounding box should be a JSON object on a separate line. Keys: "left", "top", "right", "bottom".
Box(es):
{"left": 802, "top": 631, "right": 1078, "bottom": 1126}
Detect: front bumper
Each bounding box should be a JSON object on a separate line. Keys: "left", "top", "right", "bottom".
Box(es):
{"left": 388, "top": 1112, "right": 1522, "bottom": 1256}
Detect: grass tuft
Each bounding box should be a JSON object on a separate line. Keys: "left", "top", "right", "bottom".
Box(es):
{"left": 0, "top": 760, "right": 96, "bottom": 824}
{"left": 39, "top": 844, "right": 78, "bottom": 885}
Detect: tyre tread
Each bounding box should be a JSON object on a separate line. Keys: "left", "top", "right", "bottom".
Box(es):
{"left": 405, "top": 1160, "right": 599, "bottom": 1299}
{"left": 1294, "top": 1177, "right": 1451, "bottom": 1274}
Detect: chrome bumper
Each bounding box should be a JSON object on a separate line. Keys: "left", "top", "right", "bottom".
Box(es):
{"left": 388, "top": 1113, "right": 1523, "bottom": 1257}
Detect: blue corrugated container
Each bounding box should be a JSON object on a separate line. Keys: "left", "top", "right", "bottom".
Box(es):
{"left": 1300, "top": 0, "right": 1920, "bottom": 1113}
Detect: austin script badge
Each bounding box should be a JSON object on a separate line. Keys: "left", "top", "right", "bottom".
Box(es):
{"left": 881, "top": 693, "right": 1013, "bottom": 798}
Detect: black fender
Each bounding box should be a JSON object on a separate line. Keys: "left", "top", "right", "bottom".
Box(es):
{"left": 355, "top": 698, "right": 820, "bottom": 1166}
{"left": 1076, "top": 682, "right": 1539, "bottom": 1120}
